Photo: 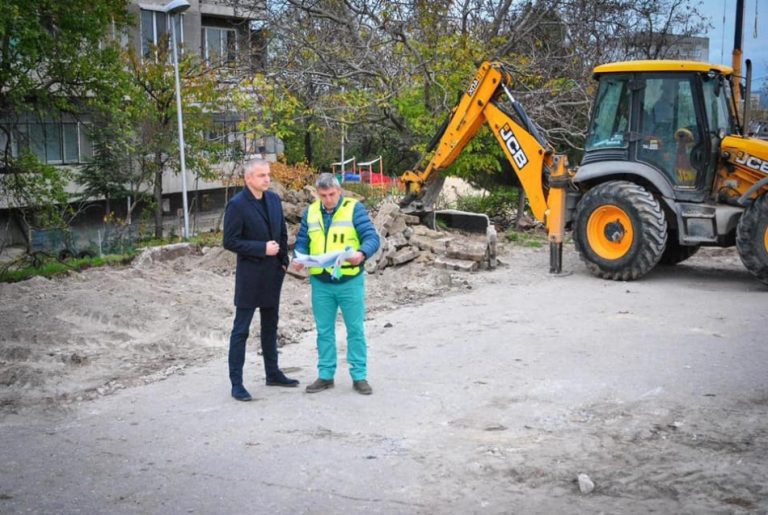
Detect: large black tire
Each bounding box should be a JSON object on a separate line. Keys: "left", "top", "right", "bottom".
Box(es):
{"left": 736, "top": 194, "right": 768, "bottom": 285}
{"left": 573, "top": 181, "right": 667, "bottom": 281}
{"left": 659, "top": 238, "right": 700, "bottom": 265}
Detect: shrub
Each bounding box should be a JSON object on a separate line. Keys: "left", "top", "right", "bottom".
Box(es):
{"left": 0, "top": 253, "right": 135, "bottom": 283}
{"left": 341, "top": 182, "right": 402, "bottom": 208}
{"left": 455, "top": 188, "right": 519, "bottom": 220}
{"left": 270, "top": 161, "right": 317, "bottom": 190}
{"left": 191, "top": 231, "right": 223, "bottom": 248}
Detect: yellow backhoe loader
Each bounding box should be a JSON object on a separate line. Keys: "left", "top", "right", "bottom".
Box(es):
{"left": 400, "top": 43, "right": 768, "bottom": 285}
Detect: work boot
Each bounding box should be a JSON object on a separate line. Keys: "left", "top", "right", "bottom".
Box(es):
{"left": 231, "top": 384, "right": 252, "bottom": 402}
{"left": 305, "top": 378, "right": 334, "bottom": 393}
{"left": 353, "top": 380, "right": 372, "bottom": 395}
{"left": 266, "top": 372, "right": 300, "bottom": 387}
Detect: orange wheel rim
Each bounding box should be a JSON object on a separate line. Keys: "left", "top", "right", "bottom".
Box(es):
{"left": 587, "top": 205, "right": 634, "bottom": 260}
{"left": 764, "top": 226, "right": 768, "bottom": 253}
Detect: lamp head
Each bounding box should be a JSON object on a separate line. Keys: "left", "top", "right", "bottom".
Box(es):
{"left": 162, "top": 0, "right": 190, "bottom": 15}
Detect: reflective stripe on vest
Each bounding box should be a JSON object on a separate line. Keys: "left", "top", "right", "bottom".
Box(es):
{"left": 307, "top": 198, "right": 361, "bottom": 276}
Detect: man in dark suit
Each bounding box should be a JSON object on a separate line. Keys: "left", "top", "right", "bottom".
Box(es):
{"left": 223, "top": 158, "right": 299, "bottom": 401}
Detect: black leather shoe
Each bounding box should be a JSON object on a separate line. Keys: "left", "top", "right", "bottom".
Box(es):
{"left": 231, "top": 385, "right": 252, "bottom": 401}
{"left": 266, "top": 373, "right": 299, "bottom": 387}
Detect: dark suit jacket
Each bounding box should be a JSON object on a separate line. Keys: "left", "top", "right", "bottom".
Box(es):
{"left": 223, "top": 188, "right": 289, "bottom": 309}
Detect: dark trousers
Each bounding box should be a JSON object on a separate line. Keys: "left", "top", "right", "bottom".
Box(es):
{"left": 228, "top": 306, "right": 280, "bottom": 386}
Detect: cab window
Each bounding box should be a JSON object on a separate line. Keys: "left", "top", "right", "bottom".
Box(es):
{"left": 585, "top": 76, "right": 631, "bottom": 151}
{"left": 638, "top": 77, "right": 702, "bottom": 187}
{"left": 701, "top": 75, "right": 734, "bottom": 135}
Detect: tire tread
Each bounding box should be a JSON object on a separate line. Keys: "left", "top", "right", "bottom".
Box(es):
{"left": 574, "top": 181, "right": 667, "bottom": 281}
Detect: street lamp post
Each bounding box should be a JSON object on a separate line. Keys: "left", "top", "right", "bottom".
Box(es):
{"left": 162, "top": 0, "right": 191, "bottom": 239}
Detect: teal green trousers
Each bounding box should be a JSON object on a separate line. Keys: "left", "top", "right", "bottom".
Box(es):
{"left": 310, "top": 273, "right": 367, "bottom": 381}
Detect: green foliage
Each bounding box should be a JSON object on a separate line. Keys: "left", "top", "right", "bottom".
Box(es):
{"left": 76, "top": 111, "right": 138, "bottom": 212}
{"left": 505, "top": 229, "right": 546, "bottom": 248}
{"left": 135, "top": 236, "right": 172, "bottom": 248}
{"left": 123, "top": 38, "right": 230, "bottom": 237}
{"left": 341, "top": 183, "right": 399, "bottom": 208}
{"left": 131, "top": 230, "right": 220, "bottom": 250}
{"left": 0, "top": 0, "right": 130, "bottom": 109}
{"left": 447, "top": 128, "right": 507, "bottom": 189}
{"left": 455, "top": 188, "right": 519, "bottom": 219}
{"left": 126, "top": 40, "right": 223, "bottom": 177}
{"left": 233, "top": 76, "right": 302, "bottom": 143}
{"left": 0, "top": 253, "right": 135, "bottom": 283}
{"left": 0, "top": 0, "right": 130, "bottom": 228}
{"left": 390, "top": 33, "right": 511, "bottom": 185}
{"left": 190, "top": 230, "right": 223, "bottom": 248}
{"left": 0, "top": 152, "right": 74, "bottom": 228}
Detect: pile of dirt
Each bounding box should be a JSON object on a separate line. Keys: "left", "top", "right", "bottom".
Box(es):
{"left": 0, "top": 232, "right": 495, "bottom": 416}
{"left": 2, "top": 203, "right": 750, "bottom": 418}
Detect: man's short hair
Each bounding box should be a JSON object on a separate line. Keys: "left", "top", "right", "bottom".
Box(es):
{"left": 316, "top": 172, "right": 341, "bottom": 190}
{"left": 243, "top": 158, "right": 270, "bottom": 177}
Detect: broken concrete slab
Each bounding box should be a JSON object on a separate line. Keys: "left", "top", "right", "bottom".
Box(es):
{"left": 433, "top": 255, "right": 478, "bottom": 272}
{"left": 302, "top": 185, "right": 318, "bottom": 203}
{"left": 446, "top": 240, "right": 488, "bottom": 262}
{"left": 389, "top": 247, "right": 420, "bottom": 266}
{"left": 409, "top": 234, "right": 451, "bottom": 254}
{"left": 372, "top": 201, "right": 401, "bottom": 238}
{"left": 388, "top": 232, "right": 409, "bottom": 250}
{"left": 410, "top": 225, "right": 443, "bottom": 238}
{"left": 387, "top": 216, "right": 408, "bottom": 236}
{"left": 282, "top": 202, "right": 305, "bottom": 224}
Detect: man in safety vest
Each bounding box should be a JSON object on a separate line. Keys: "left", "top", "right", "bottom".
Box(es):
{"left": 293, "top": 173, "right": 381, "bottom": 395}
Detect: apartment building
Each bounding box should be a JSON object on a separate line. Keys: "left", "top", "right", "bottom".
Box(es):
{"left": 1, "top": 1, "right": 278, "bottom": 250}
{"left": 128, "top": 0, "right": 277, "bottom": 231}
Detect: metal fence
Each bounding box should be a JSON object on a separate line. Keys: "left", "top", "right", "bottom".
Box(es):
{"left": 30, "top": 223, "right": 139, "bottom": 259}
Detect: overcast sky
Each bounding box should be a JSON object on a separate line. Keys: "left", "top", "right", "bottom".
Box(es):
{"left": 697, "top": 0, "right": 766, "bottom": 89}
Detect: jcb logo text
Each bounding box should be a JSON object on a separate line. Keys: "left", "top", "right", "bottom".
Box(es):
{"left": 500, "top": 124, "right": 528, "bottom": 169}
{"left": 467, "top": 79, "right": 479, "bottom": 96}
{"left": 735, "top": 152, "right": 768, "bottom": 173}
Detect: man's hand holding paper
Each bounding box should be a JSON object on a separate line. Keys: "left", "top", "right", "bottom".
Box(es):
{"left": 292, "top": 246, "right": 357, "bottom": 279}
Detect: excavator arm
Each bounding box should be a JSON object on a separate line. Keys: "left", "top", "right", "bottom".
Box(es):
{"left": 400, "top": 61, "right": 572, "bottom": 272}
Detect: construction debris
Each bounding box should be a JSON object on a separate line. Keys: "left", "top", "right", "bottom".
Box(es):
{"left": 577, "top": 473, "right": 595, "bottom": 494}
{"left": 364, "top": 199, "right": 496, "bottom": 273}
{"left": 278, "top": 192, "right": 497, "bottom": 275}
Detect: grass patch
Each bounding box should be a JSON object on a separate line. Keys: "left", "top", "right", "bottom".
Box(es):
{"left": 135, "top": 231, "right": 223, "bottom": 249}
{"left": 455, "top": 189, "right": 519, "bottom": 219}
{"left": 2, "top": 231, "right": 225, "bottom": 283}
{"left": 191, "top": 231, "right": 223, "bottom": 247}
{"left": 0, "top": 253, "right": 135, "bottom": 283}
{"left": 505, "top": 229, "right": 547, "bottom": 248}
{"left": 342, "top": 182, "right": 403, "bottom": 208}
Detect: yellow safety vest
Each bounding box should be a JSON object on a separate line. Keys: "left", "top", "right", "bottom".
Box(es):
{"left": 307, "top": 198, "right": 361, "bottom": 276}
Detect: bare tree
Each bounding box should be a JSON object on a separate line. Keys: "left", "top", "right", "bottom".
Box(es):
{"left": 227, "top": 0, "right": 709, "bottom": 168}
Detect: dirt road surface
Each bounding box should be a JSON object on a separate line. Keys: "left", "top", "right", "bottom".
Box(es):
{"left": 0, "top": 241, "right": 766, "bottom": 513}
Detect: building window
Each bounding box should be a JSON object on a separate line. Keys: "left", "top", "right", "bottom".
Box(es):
{"left": 202, "top": 26, "right": 237, "bottom": 65}
{"left": 207, "top": 118, "right": 247, "bottom": 155}
{"left": 4, "top": 118, "right": 93, "bottom": 165}
{"left": 141, "top": 8, "right": 183, "bottom": 61}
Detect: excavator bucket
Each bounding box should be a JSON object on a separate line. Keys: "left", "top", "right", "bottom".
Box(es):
{"left": 425, "top": 209, "right": 491, "bottom": 234}
{"left": 425, "top": 209, "right": 498, "bottom": 270}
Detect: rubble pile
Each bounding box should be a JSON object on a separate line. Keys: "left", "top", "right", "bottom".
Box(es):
{"left": 366, "top": 200, "right": 496, "bottom": 273}
{"left": 275, "top": 184, "right": 495, "bottom": 274}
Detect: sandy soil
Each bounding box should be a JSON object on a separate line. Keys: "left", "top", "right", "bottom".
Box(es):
{"left": 0, "top": 238, "right": 473, "bottom": 415}
{"left": 0, "top": 237, "right": 766, "bottom": 513}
